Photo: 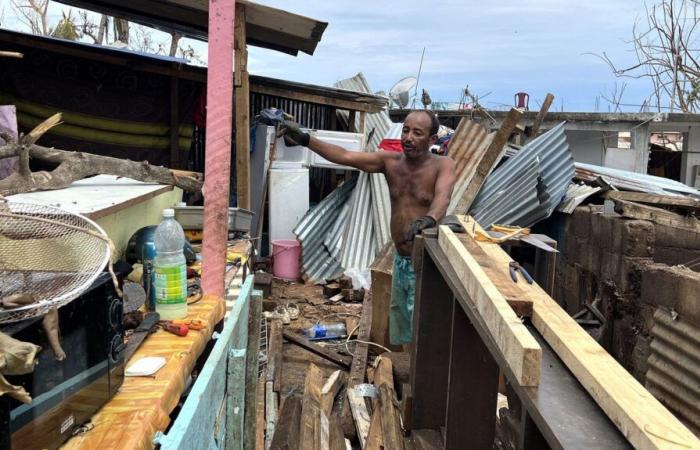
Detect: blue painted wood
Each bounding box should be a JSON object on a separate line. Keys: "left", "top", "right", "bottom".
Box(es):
{"left": 154, "top": 277, "right": 255, "bottom": 450}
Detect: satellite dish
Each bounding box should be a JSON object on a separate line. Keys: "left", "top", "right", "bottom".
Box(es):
{"left": 389, "top": 76, "right": 417, "bottom": 108}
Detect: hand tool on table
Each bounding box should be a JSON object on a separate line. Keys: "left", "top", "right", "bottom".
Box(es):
{"left": 170, "top": 318, "right": 206, "bottom": 331}
{"left": 475, "top": 224, "right": 530, "bottom": 243}
{"left": 509, "top": 261, "right": 534, "bottom": 284}
{"left": 124, "top": 312, "right": 160, "bottom": 361}
{"left": 160, "top": 320, "right": 189, "bottom": 336}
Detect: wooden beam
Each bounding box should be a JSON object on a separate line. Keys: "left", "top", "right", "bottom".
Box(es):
{"left": 282, "top": 330, "right": 352, "bottom": 369}
{"left": 299, "top": 363, "right": 325, "bottom": 449}
{"left": 268, "top": 320, "right": 283, "bottom": 392}
{"left": 270, "top": 395, "right": 302, "bottom": 450}
{"left": 527, "top": 93, "right": 555, "bottom": 140}
{"left": 365, "top": 409, "right": 384, "bottom": 450}
{"left": 234, "top": 3, "right": 251, "bottom": 210}
{"left": 437, "top": 226, "right": 541, "bottom": 386}
{"left": 320, "top": 370, "right": 344, "bottom": 416}
{"left": 378, "top": 384, "right": 405, "bottom": 450}
{"left": 244, "top": 292, "right": 263, "bottom": 450}
{"left": 613, "top": 199, "right": 700, "bottom": 232}
{"left": 255, "top": 374, "right": 265, "bottom": 450}
{"left": 458, "top": 215, "right": 700, "bottom": 450}
{"left": 348, "top": 110, "right": 357, "bottom": 132}
{"left": 249, "top": 83, "right": 379, "bottom": 113}
{"left": 347, "top": 387, "right": 371, "bottom": 449}
{"left": 604, "top": 190, "right": 700, "bottom": 210}
{"left": 169, "top": 76, "right": 180, "bottom": 169}
{"left": 265, "top": 381, "right": 278, "bottom": 449}
{"left": 369, "top": 243, "right": 395, "bottom": 348}
{"left": 452, "top": 108, "right": 523, "bottom": 213}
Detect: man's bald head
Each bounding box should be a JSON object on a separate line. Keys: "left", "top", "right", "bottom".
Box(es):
{"left": 406, "top": 110, "right": 439, "bottom": 136}
{"left": 401, "top": 111, "right": 439, "bottom": 159}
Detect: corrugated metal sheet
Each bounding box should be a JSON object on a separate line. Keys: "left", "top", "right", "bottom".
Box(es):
{"left": 556, "top": 183, "right": 602, "bottom": 214}
{"left": 447, "top": 121, "right": 495, "bottom": 213}
{"left": 340, "top": 171, "right": 378, "bottom": 269}
{"left": 575, "top": 162, "right": 700, "bottom": 199}
{"left": 470, "top": 122, "right": 574, "bottom": 228}
{"left": 333, "top": 73, "right": 392, "bottom": 152}
{"left": 370, "top": 172, "right": 392, "bottom": 249}
{"left": 293, "top": 177, "right": 357, "bottom": 283}
{"left": 647, "top": 309, "right": 700, "bottom": 435}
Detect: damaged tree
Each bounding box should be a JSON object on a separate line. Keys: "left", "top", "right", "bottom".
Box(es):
{"left": 0, "top": 113, "right": 202, "bottom": 196}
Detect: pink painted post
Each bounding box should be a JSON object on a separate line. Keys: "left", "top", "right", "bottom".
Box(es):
{"left": 202, "top": 0, "right": 236, "bottom": 297}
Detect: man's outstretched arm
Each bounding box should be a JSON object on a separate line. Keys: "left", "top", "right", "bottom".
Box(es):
{"left": 281, "top": 121, "right": 387, "bottom": 173}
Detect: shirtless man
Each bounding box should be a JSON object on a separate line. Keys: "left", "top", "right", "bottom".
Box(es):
{"left": 281, "top": 111, "right": 456, "bottom": 345}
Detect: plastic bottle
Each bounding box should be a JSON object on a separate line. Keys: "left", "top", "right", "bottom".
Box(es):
{"left": 305, "top": 323, "right": 347, "bottom": 340}
{"left": 153, "top": 208, "right": 188, "bottom": 320}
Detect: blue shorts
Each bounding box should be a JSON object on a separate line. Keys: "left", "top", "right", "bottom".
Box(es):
{"left": 390, "top": 253, "right": 416, "bottom": 345}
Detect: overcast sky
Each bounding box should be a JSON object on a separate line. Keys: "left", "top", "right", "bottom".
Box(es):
{"left": 3, "top": 0, "right": 656, "bottom": 112}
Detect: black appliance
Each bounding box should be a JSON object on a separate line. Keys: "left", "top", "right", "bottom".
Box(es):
{"left": 0, "top": 273, "right": 124, "bottom": 450}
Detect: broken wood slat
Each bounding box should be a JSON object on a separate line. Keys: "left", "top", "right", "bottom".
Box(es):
{"left": 527, "top": 93, "right": 555, "bottom": 140}
{"left": 604, "top": 190, "right": 700, "bottom": 210}
{"left": 438, "top": 226, "right": 541, "bottom": 386}
{"left": 372, "top": 356, "right": 393, "bottom": 410}
{"left": 347, "top": 387, "right": 372, "bottom": 449}
{"left": 369, "top": 242, "right": 394, "bottom": 348}
{"left": 265, "top": 381, "right": 278, "bottom": 449}
{"left": 614, "top": 199, "right": 700, "bottom": 232}
{"left": 457, "top": 215, "right": 700, "bottom": 450}
{"left": 323, "top": 283, "right": 341, "bottom": 297}
{"left": 282, "top": 331, "right": 352, "bottom": 369}
{"left": 401, "top": 383, "right": 413, "bottom": 436}
{"left": 451, "top": 108, "right": 523, "bottom": 214}
{"left": 320, "top": 410, "right": 346, "bottom": 450}
{"left": 234, "top": 3, "right": 251, "bottom": 209}
{"left": 365, "top": 409, "right": 384, "bottom": 450}
{"left": 320, "top": 370, "right": 344, "bottom": 416}
{"left": 270, "top": 395, "right": 302, "bottom": 450}
{"left": 378, "top": 384, "right": 405, "bottom": 450}
{"left": 456, "top": 234, "right": 533, "bottom": 317}
{"left": 255, "top": 374, "right": 265, "bottom": 450}
{"left": 345, "top": 316, "right": 360, "bottom": 337}
{"left": 268, "top": 320, "right": 283, "bottom": 392}
{"left": 299, "top": 363, "right": 325, "bottom": 449}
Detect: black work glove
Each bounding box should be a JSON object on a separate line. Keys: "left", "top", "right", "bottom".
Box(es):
{"left": 279, "top": 120, "right": 310, "bottom": 147}
{"left": 404, "top": 216, "right": 437, "bottom": 242}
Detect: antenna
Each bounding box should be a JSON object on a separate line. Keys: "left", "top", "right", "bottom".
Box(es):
{"left": 388, "top": 76, "right": 418, "bottom": 109}
{"left": 410, "top": 47, "right": 426, "bottom": 109}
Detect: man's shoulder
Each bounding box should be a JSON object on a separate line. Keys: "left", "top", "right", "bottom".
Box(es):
{"left": 431, "top": 153, "right": 455, "bottom": 168}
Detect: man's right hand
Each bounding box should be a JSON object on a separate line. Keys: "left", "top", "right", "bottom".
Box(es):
{"left": 279, "top": 120, "right": 310, "bottom": 147}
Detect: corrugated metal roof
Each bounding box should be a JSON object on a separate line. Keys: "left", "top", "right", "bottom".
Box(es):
{"left": 370, "top": 172, "right": 392, "bottom": 249}
{"left": 575, "top": 162, "right": 700, "bottom": 199}
{"left": 294, "top": 177, "right": 357, "bottom": 283}
{"left": 333, "top": 73, "right": 392, "bottom": 151}
{"left": 556, "top": 183, "right": 602, "bottom": 214}
{"left": 340, "top": 171, "right": 378, "bottom": 269}
{"left": 647, "top": 309, "right": 700, "bottom": 435}
{"left": 470, "top": 122, "right": 574, "bottom": 228}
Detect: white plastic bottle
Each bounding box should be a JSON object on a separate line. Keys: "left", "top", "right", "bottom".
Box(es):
{"left": 153, "top": 208, "right": 188, "bottom": 320}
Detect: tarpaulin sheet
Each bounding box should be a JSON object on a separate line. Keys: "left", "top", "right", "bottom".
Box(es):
{"left": 61, "top": 294, "right": 225, "bottom": 450}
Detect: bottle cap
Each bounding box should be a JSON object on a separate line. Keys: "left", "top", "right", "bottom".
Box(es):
{"left": 162, "top": 208, "right": 175, "bottom": 218}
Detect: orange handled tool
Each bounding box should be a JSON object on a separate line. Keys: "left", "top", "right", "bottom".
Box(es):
{"left": 161, "top": 321, "right": 189, "bottom": 336}
{"left": 171, "top": 319, "right": 206, "bottom": 331}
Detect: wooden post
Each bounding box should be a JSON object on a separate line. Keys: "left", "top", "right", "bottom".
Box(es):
{"left": 234, "top": 3, "right": 251, "bottom": 210}
{"left": 244, "top": 292, "right": 263, "bottom": 450}
{"left": 202, "top": 0, "right": 235, "bottom": 296}
{"left": 527, "top": 93, "right": 554, "bottom": 141}
{"left": 348, "top": 110, "right": 357, "bottom": 132}
{"left": 170, "top": 76, "right": 180, "bottom": 169}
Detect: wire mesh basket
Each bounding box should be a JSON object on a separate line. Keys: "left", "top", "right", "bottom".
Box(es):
{"left": 0, "top": 200, "right": 112, "bottom": 324}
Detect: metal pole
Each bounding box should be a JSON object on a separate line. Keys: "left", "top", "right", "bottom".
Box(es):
{"left": 202, "top": 0, "right": 236, "bottom": 297}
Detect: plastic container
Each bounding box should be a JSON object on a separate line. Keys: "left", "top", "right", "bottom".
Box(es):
{"left": 271, "top": 239, "right": 301, "bottom": 280}
{"left": 305, "top": 323, "right": 347, "bottom": 340}
{"left": 154, "top": 208, "right": 188, "bottom": 320}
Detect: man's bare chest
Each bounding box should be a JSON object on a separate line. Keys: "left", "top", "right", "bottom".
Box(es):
{"left": 385, "top": 168, "right": 436, "bottom": 208}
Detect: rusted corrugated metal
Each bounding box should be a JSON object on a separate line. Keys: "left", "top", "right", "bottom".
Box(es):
{"left": 447, "top": 120, "right": 494, "bottom": 213}
{"left": 647, "top": 309, "right": 700, "bottom": 435}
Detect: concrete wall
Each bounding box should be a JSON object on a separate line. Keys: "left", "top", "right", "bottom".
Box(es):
{"left": 681, "top": 126, "right": 700, "bottom": 187}
{"left": 564, "top": 130, "right": 608, "bottom": 165}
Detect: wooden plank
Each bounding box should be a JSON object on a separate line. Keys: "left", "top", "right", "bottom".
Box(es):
{"left": 456, "top": 234, "right": 533, "bottom": 317}
{"left": 169, "top": 76, "right": 181, "bottom": 169}
{"left": 437, "top": 226, "right": 541, "bottom": 386}
{"left": 282, "top": 330, "right": 352, "bottom": 369}
{"left": 369, "top": 242, "right": 394, "bottom": 348}
{"left": 299, "top": 363, "right": 325, "bottom": 449}
{"left": 365, "top": 409, "right": 384, "bottom": 450}
{"left": 270, "top": 395, "right": 302, "bottom": 450}
{"left": 347, "top": 387, "right": 371, "bottom": 449}
{"left": 234, "top": 3, "right": 251, "bottom": 210}
{"left": 527, "top": 93, "right": 555, "bottom": 140}
{"left": 265, "top": 381, "right": 278, "bottom": 450}
{"left": 255, "top": 374, "right": 265, "bottom": 450}
{"left": 320, "top": 370, "right": 344, "bottom": 416}
{"left": 249, "top": 83, "right": 378, "bottom": 113}
{"left": 371, "top": 356, "right": 393, "bottom": 410}
{"left": 268, "top": 320, "right": 283, "bottom": 391}
{"left": 458, "top": 215, "right": 700, "bottom": 450}
{"left": 444, "top": 297, "right": 498, "bottom": 449}
{"left": 409, "top": 234, "right": 452, "bottom": 430}
{"left": 348, "top": 110, "right": 357, "bottom": 132}
{"left": 243, "top": 292, "right": 263, "bottom": 450}
{"left": 614, "top": 199, "right": 700, "bottom": 232}
{"left": 227, "top": 346, "right": 248, "bottom": 450}
{"left": 452, "top": 108, "right": 523, "bottom": 213}
{"left": 604, "top": 190, "right": 700, "bottom": 209}
{"left": 400, "top": 383, "right": 412, "bottom": 435}
{"left": 378, "top": 384, "right": 405, "bottom": 450}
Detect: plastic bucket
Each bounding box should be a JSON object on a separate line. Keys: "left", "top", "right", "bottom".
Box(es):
{"left": 272, "top": 239, "right": 301, "bottom": 280}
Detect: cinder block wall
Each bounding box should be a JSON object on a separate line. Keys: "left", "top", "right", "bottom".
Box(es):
{"left": 554, "top": 206, "right": 700, "bottom": 435}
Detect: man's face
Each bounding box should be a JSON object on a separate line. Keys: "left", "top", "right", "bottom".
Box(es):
{"left": 401, "top": 112, "right": 437, "bottom": 159}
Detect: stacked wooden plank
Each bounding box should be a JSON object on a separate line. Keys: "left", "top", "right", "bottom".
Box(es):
{"left": 441, "top": 216, "right": 700, "bottom": 449}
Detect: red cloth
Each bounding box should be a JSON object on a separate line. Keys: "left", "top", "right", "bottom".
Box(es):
{"left": 378, "top": 139, "right": 403, "bottom": 152}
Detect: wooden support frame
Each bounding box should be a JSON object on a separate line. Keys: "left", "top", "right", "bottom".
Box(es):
{"left": 170, "top": 76, "right": 181, "bottom": 169}
{"left": 234, "top": 3, "right": 251, "bottom": 210}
